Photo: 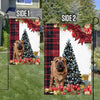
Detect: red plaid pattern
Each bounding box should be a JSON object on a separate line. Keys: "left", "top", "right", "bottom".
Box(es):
{"left": 44, "top": 24, "right": 59, "bottom": 90}
{"left": 9, "top": 19, "right": 19, "bottom": 60}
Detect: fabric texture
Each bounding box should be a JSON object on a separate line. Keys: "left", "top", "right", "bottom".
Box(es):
{"left": 44, "top": 24, "right": 59, "bottom": 90}
{"left": 9, "top": 19, "right": 19, "bottom": 60}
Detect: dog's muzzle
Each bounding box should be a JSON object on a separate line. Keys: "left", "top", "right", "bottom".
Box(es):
{"left": 17, "top": 43, "right": 23, "bottom": 50}
{"left": 56, "top": 61, "right": 65, "bottom": 72}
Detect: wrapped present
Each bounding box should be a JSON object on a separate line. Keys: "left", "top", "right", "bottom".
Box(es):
{"left": 81, "top": 74, "right": 90, "bottom": 81}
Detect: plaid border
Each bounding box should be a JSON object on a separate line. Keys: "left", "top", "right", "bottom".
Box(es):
{"left": 44, "top": 24, "right": 59, "bottom": 90}
{"left": 9, "top": 19, "right": 19, "bottom": 60}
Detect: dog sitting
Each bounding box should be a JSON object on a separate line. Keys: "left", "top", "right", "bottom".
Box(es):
{"left": 50, "top": 57, "right": 67, "bottom": 88}
{"left": 13, "top": 40, "right": 24, "bottom": 61}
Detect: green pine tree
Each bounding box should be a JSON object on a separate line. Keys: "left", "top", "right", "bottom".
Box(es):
{"left": 62, "top": 40, "right": 83, "bottom": 85}
{"left": 21, "top": 30, "right": 34, "bottom": 58}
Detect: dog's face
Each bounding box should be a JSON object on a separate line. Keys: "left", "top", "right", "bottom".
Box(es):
{"left": 15, "top": 40, "right": 24, "bottom": 50}
{"left": 53, "top": 57, "right": 66, "bottom": 72}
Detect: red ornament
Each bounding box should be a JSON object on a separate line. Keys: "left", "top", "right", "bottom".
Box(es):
{"left": 58, "top": 86, "right": 64, "bottom": 92}
{"left": 62, "top": 24, "right": 66, "bottom": 27}
{"left": 83, "top": 88, "right": 88, "bottom": 93}
{"left": 34, "top": 58, "right": 40, "bottom": 65}
{"left": 20, "top": 19, "right": 40, "bottom": 32}
{"left": 72, "top": 32, "right": 76, "bottom": 38}
{"left": 34, "top": 19, "right": 40, "bottom": 26}
{"left": 73, "top": 85, "right": 78, "bottom": 90}
{"left": 77, "top": 87, "right": 81, "bottom": 91}
{"left": 66, "top": 87, "right": 71, "bottom": 92}
{"left": 18, "top": 58, "right": 22, "bottom": 63}
{"left": 87, "top": 85, "right": 91, "bottom": 91}
{"left": 77, "top": 92, "right": 80, "bottom": 95}
{"left": 53, "top": 87, "right": 58, "bottom": 91}
{"left": 14, "top": 59, "right": 18, "bottom": 62}
{"left": 83, "top": 24, "right": 91, "bottom": 34}
{"left": 62, "top": 92, "right": 66, "bottom": 95}
{"left": 20, "top": 63, "right": 23, "bottom": 65}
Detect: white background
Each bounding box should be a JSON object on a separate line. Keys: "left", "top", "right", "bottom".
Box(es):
{"left": 60, "top": 28, "right": 91, "bottom": 81}
{"left": 19, "top": 22, "right": 40, "bottom": 55}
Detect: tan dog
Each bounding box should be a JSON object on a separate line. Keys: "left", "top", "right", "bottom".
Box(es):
{"left": 13, "top": 40, "right": 24, "bottom": 61}
{"left": 50, "top": 57, "right": 67, "bottom": 88}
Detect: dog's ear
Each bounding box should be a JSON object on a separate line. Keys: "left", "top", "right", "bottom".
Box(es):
{"left": 15, "top": 40, "right": 19, "bottom": 44}
{"left": 53, "top": 57, "right": 58, "bottom": 61}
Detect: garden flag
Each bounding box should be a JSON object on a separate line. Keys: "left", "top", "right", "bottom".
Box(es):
{"left": 9, "top": 19, "right": 40, "bottom": 65}
{"left": 44, "top": 24, "right": 92, "bottom": 95}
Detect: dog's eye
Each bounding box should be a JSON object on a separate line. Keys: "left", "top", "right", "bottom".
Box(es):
{"left": 62, "top": 60, "right": 64, "bottom": 62}
{"left": 56, "top": 60, "right": 58, "bottom": 62}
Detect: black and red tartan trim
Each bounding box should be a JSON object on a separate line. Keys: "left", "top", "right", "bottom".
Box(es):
{"left": 44, "top": 24, "right": 59, "bottom": 90}
{"left": 9, "top": 19, "right": 19, "bottom": 60}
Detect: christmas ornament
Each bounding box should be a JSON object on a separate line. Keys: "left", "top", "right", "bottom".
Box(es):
{"left": 20, "top": 19, "right": 40, "bottom": 32}
{"left": 83, "top": 24, "right": 91, "bottom": 35}
{"left": 34, "top": 18, "right": 40, "bottom": 26}
{"left": 84, "top": 91, "right": 91, "bottom": 95}
{"left": 34, "top": 58, "right": 40, "bottom": 65}
{"left": 62, "top": 92, "right": 66, "bottom": 95}
{"left": 62, "top": 24, "right": 91, "bottom": 44}
{"left": 53, "top": 24, "right": 58, "bottom": 28}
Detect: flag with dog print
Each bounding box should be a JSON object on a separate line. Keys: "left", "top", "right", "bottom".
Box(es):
{"left": 44, "top": 24, "right": 92, "bottom": 95}
{"left": 9, "top": 19, "right": 40, "bottom": 65}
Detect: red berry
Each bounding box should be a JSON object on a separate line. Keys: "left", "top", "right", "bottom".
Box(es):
{"left": 14, "top": 59, "right": 18, "bottom": 62}
{"left": 73, "top": 85, "right": 77, "bottom": 90}
{"left": 20, "top": 63, "right": 23, "bottom": 65}
{"left": 67, "top": 84, "right": 71, "bottom": 88}
{"left": 19, "top": 58, "right": 22, "bottom": 63}
{"left": 58, "top": 86, "right": 64, "bottom": 92}
{"left": 71, "top": 84, "right": 74, "bottom": 89}
{"left": 66, "top": 87, "right": 71, "bottom": 92}
{"left": 77, "top": 87, "right": 81, "bottom": 91}
{"left": 62, "top": 24, "right": 65, "bottom": 27}
{"left": 83, "top": 88, "right": 88, "bottom": 93}
{"left": 87, "top": 85, "right": 91, "bottom": 90}
{"left": 63, "top": 29, "right": 66, "bottom": 32}
{"left": 24, "top": 60, "right": 27, "bottom": 63}
{"left": 62, "top": 92, "right": 66, "bottom": 95}
{"left": 77, "top": 92, "right": 80, "bottom": 95}
{"left": 53, "top": 87, "right": 58, "bottom": 91}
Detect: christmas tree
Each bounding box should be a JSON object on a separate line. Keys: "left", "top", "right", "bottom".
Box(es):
{"left": 62, "top": 40, "right": 83, "bottom": 85}
{"left": 21, "top": 30, "right": 34, "bottom": 58}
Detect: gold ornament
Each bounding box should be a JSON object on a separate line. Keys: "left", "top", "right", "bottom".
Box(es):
{"left": 35, "top": 62, "right": 39, "bottom": 65}
{"left": 84, "top": 24, "right": 90, "bottom": 29}
{"left": 81, "top": 74, "right": 89, "bottom": 81}
{"left": 54, "top": 24, "right": 58, "bottom": 28}
{"left": 45, "top": 88, "right": 50, "bottom": 93}
{"left": 35, "top": 18, "right": 39, "bottom": 22}
{"left": 10, "top": 60, "right": 13, "bottom": 63}
{"left": 54, "top": 91, "right": 58, "bottom": 95}
{"left": 80, "top": 85, "right": 85, "bottom": 89}
{"left": 50, "top": 92, "right": 54, "bottom": 94}
{"left": 84, "top": 91, "right": 90, "bottom": 95}
{"left": 15, "top": 19, "right": 18, "bottom": 22}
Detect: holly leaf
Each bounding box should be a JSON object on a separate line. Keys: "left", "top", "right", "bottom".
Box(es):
{"left": 63, "top": 26, "right": 67, "bottom": 31}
